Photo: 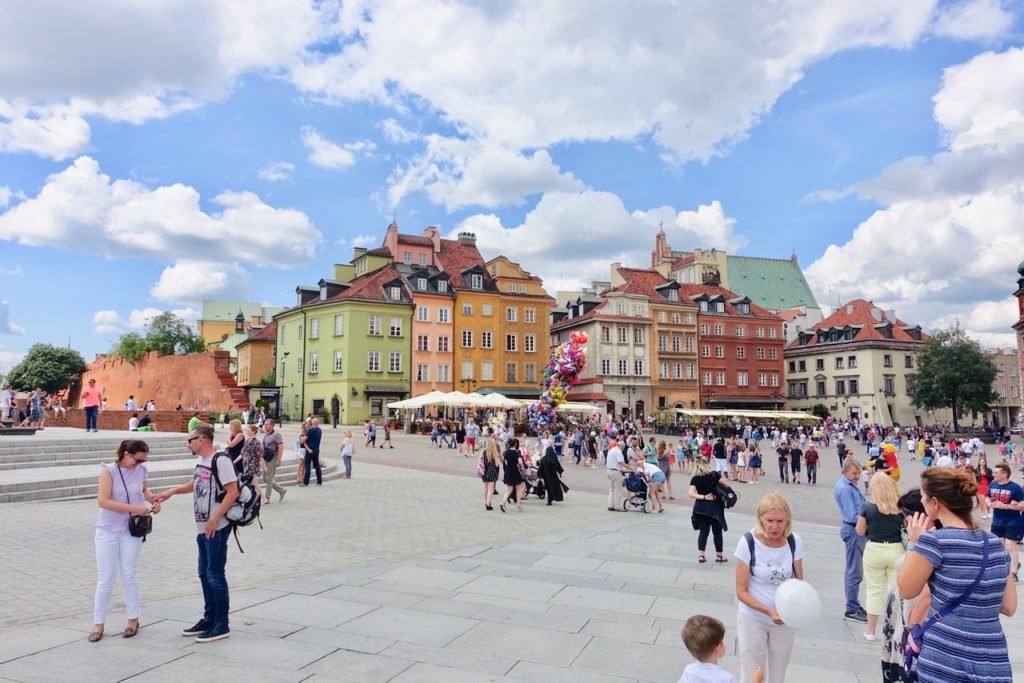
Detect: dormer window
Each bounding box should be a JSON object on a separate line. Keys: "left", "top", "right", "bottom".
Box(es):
{"left": 438, "top": 280, "right": 448, "bottom": 293}
{"left": 417, "top": 278, "right": 427, "bottom": 291}
{"left": 699, "top": 300, "right": 709, "bottom": 312}
{"left": 668, "top": 290, "right": 679, "bottom": 301}
{"left": 389, "top": 286, "right": 402, "bottom": 300}
{"left": 737, "top": 302, "right": 749, "bottom": 314}
{"left": 319, "top": 288, "right": 327, "bottom": 301}
{"left": 715, "top": 302, "right": 725, "bottom": 313}
{"left": 471, "top": 274, "right": 483, "bottom": 289}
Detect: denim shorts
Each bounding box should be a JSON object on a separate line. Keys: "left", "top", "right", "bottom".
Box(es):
{"left": 651, "top": 471, "right": 666, "bottom": 484}
{"left": 992, "top": 522, "right": 1024, "bottom": 542}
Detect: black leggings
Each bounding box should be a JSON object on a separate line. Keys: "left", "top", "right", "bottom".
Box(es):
{"left": 696, "top": 515, "right": 723, "bottom": 553}
{"left": 303, "top": 450, "right": 323, "bottom": 485}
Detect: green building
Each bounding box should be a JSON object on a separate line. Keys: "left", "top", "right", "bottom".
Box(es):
{"left": 276, "top": 247, "right": 412, "bottom": 424}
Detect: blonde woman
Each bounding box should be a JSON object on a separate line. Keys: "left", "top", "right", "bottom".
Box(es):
{"left": 225, "top": 419, "right": 245, "bottom": 475}
{"left": 340, "top": 430, "right": 354, "bottom": 478}
{"left": 481, "top": 439, "right": 501, "bottom": 510}
{"left": 735, "top": 493, "right": 804, "bottom": 683}
{"left": 855, "top": 472, "right": 904, "bottom": 642}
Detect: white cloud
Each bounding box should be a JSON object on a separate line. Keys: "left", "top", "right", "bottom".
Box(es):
{"left": 0, "top": 156, "right": 322, "bottom": 267}
{"left": 301, "top": 126, "right": 356, "bottom": 170}
{"left": 0, "top": 300, "right": 24, "bottom": 335}
{"left": 257, "top": 161, "right": 295, "bottom": 182}
{"left": 930, "top": 0, "right": 1014, "bottom": 41}
{"left": 0, "top": 345, "right": 24, "bottom": 373}
{"left": 0, "top": 266, "right": 23, "bottom": 276}
{"left": 807, "top": 48, "right": 1024, "bottom": 347}
{"left": 452, "top": 191, "right": 746, "bottom": 292}
{"left": 380, "top": 118, "right": 418, "bottom": 144}
{"left": 387, "top": 135, "right": 585, "bottom": 210}
{"left": 92, "top": 306, "right": 200, "bottom": 335}
{"left": 350, "top": 234, "right": 377, "bottom": 248}
{"left": 150, "top": 260, "right": 253, "bottom": 304}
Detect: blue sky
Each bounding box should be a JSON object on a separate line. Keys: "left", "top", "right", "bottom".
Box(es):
{"left": 2, "top": 0, "right": 1023, "bottom": 371}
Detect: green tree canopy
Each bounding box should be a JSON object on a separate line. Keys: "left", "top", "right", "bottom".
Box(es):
{"left": 6, "top": 343, "right": 87, "bottom": 394}
{"left": 909, "top": 326, "right": 997, "bottom": 432}
{"left": 110, "top": 312, "right": 205, "bottom": 364}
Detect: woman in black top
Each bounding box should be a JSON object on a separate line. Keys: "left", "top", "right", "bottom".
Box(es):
{"left": 226, "top": 419, "right": 245, "bottom": 474}
{"left": 689, "top": 456, "right": 732, "bottom": 563}
{"left": 455, "top": 421, "right": 467, "bottom": 456}
{"left": 500, "top": 438, "right": 525, "bottom": 513}
{"left": 855, "top": 472, "right": 904, "bottom": 641}
{"left": 538, "top": 446, "right": 568, "bottom": 506}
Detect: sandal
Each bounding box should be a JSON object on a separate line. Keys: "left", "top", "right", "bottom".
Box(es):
{"left": 715, "top": 555, "right": 728, "bottom": 563}
{"left": 698, "top": 554, "right": 706, "bottom": 563}
{"left": 88, "top": 629, "right": 104, "bottom": 643}
{"left": 123, "top": 621, "right": 139, "bottom": 638}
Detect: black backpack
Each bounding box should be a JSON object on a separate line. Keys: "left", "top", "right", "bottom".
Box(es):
{"left": 211, "top": 452, "right": 263, "bottom": 553}
{"left": 744, "top": 531, "right": 796, "bottom": 570}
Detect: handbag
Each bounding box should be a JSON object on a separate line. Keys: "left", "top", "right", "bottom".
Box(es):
{"left": 117, "top": 465, "right": 152, "bottom": 541}
{"left": 903, "top": 534, "right": 988, "bottom": 681}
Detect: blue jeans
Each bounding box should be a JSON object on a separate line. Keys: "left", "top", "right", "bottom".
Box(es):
{"left": 840, "top": 522, "right": 866, "bottom": 613}
{"left": 197, "top": 527, "right": 230, "bottom": 629}
{"left": 85, "top": 406, "right": 98, "bottom": 431}
{"left": 303, "top": 450, "right": 322, "bottom": 485}
{"left": 342, "top": 454, "right": 352, "bottom": 477}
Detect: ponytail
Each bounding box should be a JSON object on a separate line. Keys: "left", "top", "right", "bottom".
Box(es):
{"left": 116, "top": 439, "right": 149, "bottom": 463}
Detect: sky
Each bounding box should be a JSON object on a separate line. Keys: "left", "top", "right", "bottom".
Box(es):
{"left": 2, "top": 0, "right": 1024, "bottom": 372}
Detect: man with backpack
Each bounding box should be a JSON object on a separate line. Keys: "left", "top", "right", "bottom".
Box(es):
{"left": 154, "top": 423, "right": 238, "bottom": 642}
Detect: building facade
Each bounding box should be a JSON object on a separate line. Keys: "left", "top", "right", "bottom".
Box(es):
{"left": 1013, "top": 262, "right": 1024, "bottom": 431}
{"left": 985, "top": 348, "right": 1021, "bottom": 430}
{"left": 196, "top": 300, "right": 284, "bottom": 349}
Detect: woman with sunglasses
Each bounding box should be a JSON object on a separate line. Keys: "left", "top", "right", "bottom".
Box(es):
{"left": 90, "top": 439, "right": 159, "bottom": 642}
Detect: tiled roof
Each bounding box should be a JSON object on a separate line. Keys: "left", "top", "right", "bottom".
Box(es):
{"left": 436, "top": 239, "right": 490, "bottom": 289}
{"left": 244, "top": 320, "right": 277, "bottom": 343}
{"left": 550, "top": 301, "right": 609, "bottom": 331}
{"left": 785, "top": 298, "right": 927, "bottom": 350}
{"left": 726, "top": 255, "right": 820, "bottom": 312}
{"left": 672, "top": 283, "right": 780, "bottom": 319}
{"left": 365, "top": 246, "right": 392, "bottom": 257}
{"left": 671, "top": 254, "right": 695, "bottom": 268}
{"left": 774, "top": 308, "right": 803, "bottom": 322}
{"left": 328, "top": 265, "right": 409, "bottom": 304}
{"left": 397, "top": 234, "right": 435, "bottom": 247}
{"left": 610, "top": 267, "right": 675, "bottom": 299}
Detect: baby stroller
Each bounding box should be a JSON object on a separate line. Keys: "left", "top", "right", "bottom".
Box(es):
{"left": 622, "top": 472, "right": 652, "bottom": 513}
{"left": 522, "top": 463, "right": 546, "bottom": 500}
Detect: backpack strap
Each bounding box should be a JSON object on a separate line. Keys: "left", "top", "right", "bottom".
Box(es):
{"left": 745, "top": 532, "right": 796, "bottom": 573}
{"left": 787, "top": 534, "right": 796, "bottom": 573}
{"left": 917, "top": 534, "right": 989, "bottom": 635}
{"left": 744, "top": 531, "right": 756, "bottom": 569}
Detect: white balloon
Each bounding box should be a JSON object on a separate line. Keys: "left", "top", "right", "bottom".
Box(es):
{"left": 775, "top": 579, "right": 822, "bottom": 629}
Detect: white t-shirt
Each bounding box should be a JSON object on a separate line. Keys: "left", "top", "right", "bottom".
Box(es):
{"left": 193, "top": 453, "right": 237, "bottom": 534}
{"left": 640, "top": 462, "right": 660, "bottom": 478}
{"left": 734, "top": 532, "right": 805, "bottom": 624}
{"left": 936, "top": 454, "right": 954, "bottom": 468}
{"left": 678, "top": 661, "right": 737, "bottom": 683}
{"left": 128, "top": 416, "right": 139, "bottom": 431}
{"left": 606, "top": 446, "right": 625, "bottom": 471}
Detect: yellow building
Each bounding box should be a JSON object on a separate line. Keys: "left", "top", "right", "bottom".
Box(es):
{"left": 196, "top": 300, "right": 285, "bottom": 349}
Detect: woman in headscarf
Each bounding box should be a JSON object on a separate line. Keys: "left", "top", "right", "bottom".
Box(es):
{"left": 538, "top": 442, "right": 569, "bottom": 506}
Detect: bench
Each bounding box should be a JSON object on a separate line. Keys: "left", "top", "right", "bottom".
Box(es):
{"left": 0, "top": 427, "right": 39, "bottom": 436}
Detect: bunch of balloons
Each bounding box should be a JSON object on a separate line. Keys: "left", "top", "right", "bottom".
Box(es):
{"left": 527, "top": 330, "right": 588, "bottom": 430}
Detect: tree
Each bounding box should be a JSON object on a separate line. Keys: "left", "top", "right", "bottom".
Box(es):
{"left": 6, "top": 343, "right": 87, "bottom": 394}
{"left": 109, "top": 311, "right": 205, "bottom": 363}
{"left": 257, "top": 368, "right": 276, "bottom": 386}
{"left": 909, "top": 326, "right": 997, "bottom": 432}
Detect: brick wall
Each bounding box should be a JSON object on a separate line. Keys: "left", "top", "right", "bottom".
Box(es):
{"left": 72, "top": 351, "right": 248, "bottom": 413}
{"left": 63, "top": 410, "right": 210, "bottom": 433}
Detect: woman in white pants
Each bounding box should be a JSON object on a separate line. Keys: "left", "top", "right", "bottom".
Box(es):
{"left": 734, "top": 493, "right": 804, "bottom": 683}
{"left": 91, "top": 439, "right": 159, "bottom": 642}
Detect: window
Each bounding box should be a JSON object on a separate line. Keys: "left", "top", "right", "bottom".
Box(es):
{"left": 686, "top": 313, "right": 694, "bottom": 324}
{"left": 737, "top": 302, "right": 750, "bottom": 314}
{"left": 634, "top": 304, "right": 644, "bottom": 316}
{"left": 618, "top": 327, "right": 628, "bottom": 343}
{"left": 756, "top": 347, "right": 765, "bottom": 360}
{"left": 368, "top": 315, "right": 381, "bottom": 336}
{"left": 601, "top": 326, "right": 611, "bottom": 342}
{"left": 438, "top": 280, "right": 448, "bottom": 293}
{"left": 738, "top": 371, "right": 748, "bottom": 386}
{"left": 768, "top": 328, "right": 777, "bottom": 339}
{"left": 617, "top": 302, "right": 627, "bottom": 315}
{"left": 816, "top": 380, "right": 825, "bottom": 396}
{"left": 672, "top": 336, "right": 681, "bottom": 352}
{"left": 462, "top": 302, "right": 473, "bottom": 315}
{"left": 686, "top": 363, "right": 695, "bottom": 379}
{"left": 417, "top": 306, "right": 429, "bottom": 322}
{"left": 714, "top": 324, "right": 724, "bottom": 335}
{"left": 416, "top": 364, "right": 429, "bottom": 382}
{"left": 715, "top": 302, "right": 725, "bottom": 313}
{"left": 884, "top": 376, "right": 895, "bottom": 394}
{"left": 525, "top": 363, "right": 536, "bottom": 382}
{"left": 618, "top": 359, "right": 628, "bottom": 375}
{"left": 686, "top": 336, "right": 695, "bottom": 353}
{"left": 389, "top": 316, "right": 403, "bottom": 336}
{"left": 367, "top": 351, "right": 380, "bottom": 372}
{"left": 438, "top": 307, "right": 450, "bottom": 323}
{"left": 883, "top": 354, "right": 893, "bottom": 368}
{"left": 672, "top": 312, "right": 681, "bottom": 324}
{"left": 505, "top": 362, "right": 518, "bottom": 382}
{"left": 389, "top": 286, "right": 402, "bottom": 300}
{"left": 715, "top": 345, "right": 724, "bottom": 358}
{"left": 716, "top": 372, "right": 725, "bottom": 385}
{"left": 634, "top": 360, "right": 644, "bottom": 376}
{"left": 770, "top": 373, "right": 778, "bottom": 387}
{"left": 633, "top": 327, "right": 644, "bottom": 344}
{"left": 668, "top": 290, "right": 679, "bottom": 301}
{"left": 506, "top": 334, "right": 517, "bottom": 352}
{"left": 525, "top": 309, "right": 535, "bottom": 323}
{"left": 699, "top": 300, "right": 709, "bottom": 312}
{"left": 417, "top": 277, "right": 427, "bottom": 291}
{"left": 461, "top": 330, "right": 473, "bottom": 347}
{"left": 481, "top": 360, "right": 494, "bottom": 380}
{"left": 703, "top": 371, "right": 712, "bottom": 385}
{"left": 815, "top": 358, "right": 824, "bottom": 371}
{"left": 788, "top": 361, "right": 796, "bottom": 372}
{"left": 419, "top": 253, "right": 427, "bottom": 266}
{"left": 438, "top": 364, "right": 450, "bottom": 382}
{"left": 673, "top": 362, "right": 682, "bottom": 379}
{"left": 482, "top": 303, "right": 492, "bottom": 316}
{"left": 658, "top": 334, "right": 668, "bottom": 352}
{"left": 334, "top": 315, "right": 344, "bottom": 336}
{"left": 281, "top": 323, "right": 286, "bottom": 340}
{"left": 758, "top": 373, "right": 767, "bottom": 387}
{"left": 848, "top": 356, "right": 857, "bottom": 368}
{"left": 737, "top": 346, "right": 746, "bottom": 359}
{"left": 659, "top": 362, "right": 669, "bottom": 379}
{"left": 481, "top": 331, "right": 493, "bottom": 349}
{"left": 702, "top": 344, "right": 711, "bottom": 358}
{"left": 519, "top": 284, "right": 526, "bottom": 294}
{"left": 506, "top": 307, "right": 518, "bottom": 322}
{"left": 835, "top": 357, "right": 844, "bottom": 369}
{"left": 755, "top": 327, "right": 765, "bottom": 338}
{"left": 736, "top": 325, "right": 745, "bottom": 337}
{"left": 658, "top": 311, "right": 668, "bottom": 323}
{"left": 836, "top": 379, "right": 846, "bottom": 395}
{"left": 471, "top": 274, "right": 483, "bottom": 289}
{"left": 508, "top": 283, "right": 516, "bottom": 294}
{"left": 416, "top": 335, "right": 429, "bottom": 352}
{"left": 297, "top": 324, "right": 303, "bottom": 340}
{"left": 701, "top": 324, "right": 710, "bottom": 335}
{"left": 769, "top": 348, "right": 777, "bottom": 360}
{"left": 437, "top": 336, "right": 450, "bottom": 352}
{"left": 905, "top": 355, "right": 913, "bottom": 369}
{"left": 281, "top": 359, "right": 286, "bottom": 378}
{"left": 460, "top": 360, "right": 474, "bottom": 379}
{"left": 525, "top": 335, "right": 535, "bottom": 352}
{"left": 601, "top": 359, "right": 611, "bottom": 375}
{"left": 308, "top": 352, "right": 318, "bottom": 374}
{"left": 403, "top": 251, "right": 412, "bottom": 264}
{"left": 849, "top": 378, "right": 859, "bottom": 394}
{"left": 298, "top": 357, "right": 303, "bottom": 372}
{"left": 310, "top": 318, "right": 319, "bottom": 339}
{"left": 389, "top": 352, "right": 402, "bottom": 372}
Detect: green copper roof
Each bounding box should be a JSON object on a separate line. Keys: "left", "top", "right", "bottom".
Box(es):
{"left": 726, "top": 255, "right": 820, "bottom": 312}
{"left": 200, "top": 300, "right": 285, "bottom": 322}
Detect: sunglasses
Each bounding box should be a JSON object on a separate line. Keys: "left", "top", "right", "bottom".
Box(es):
{"left": 187, "top": 436, "right": 202, "bottom": 443}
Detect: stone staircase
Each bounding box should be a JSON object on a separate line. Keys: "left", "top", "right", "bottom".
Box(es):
{"left": 0, "top": 433, "right": 339, "bottom": 503}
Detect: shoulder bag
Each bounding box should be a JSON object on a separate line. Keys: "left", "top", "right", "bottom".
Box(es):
{"left": 116, "top": 465, "right": 152, "bottom": 541}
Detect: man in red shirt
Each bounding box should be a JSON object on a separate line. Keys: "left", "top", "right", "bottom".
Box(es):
{"left": 804, "top": 444, "right": 820, "bottom": 485}
{"left": 80, "top": 378, "right": 103, "bottom": 432}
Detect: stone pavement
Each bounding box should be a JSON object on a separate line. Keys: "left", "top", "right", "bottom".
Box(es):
{"left": 0, "top": 428, "right": 1020, "bottom": 682}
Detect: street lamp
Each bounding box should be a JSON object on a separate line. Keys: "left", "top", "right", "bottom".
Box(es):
{"left": 460, "top": 377, "right": 477, "bottom": 393}
{"left": 620, "top": 384, "right": 637, "bottom": 419}
{"left": 701, "top": 388, "right": 715, "bottom": 409}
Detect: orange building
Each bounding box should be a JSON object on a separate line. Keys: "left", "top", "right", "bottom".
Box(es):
{"left": 235, "top": 320, "right": 278, "bottom": 406}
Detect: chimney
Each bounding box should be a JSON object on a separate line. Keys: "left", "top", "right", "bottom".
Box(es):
{"left": 457, "top": 231, "right": 476, "bottom": 246}
{"left": 424, "top": 226, "right": 441, "bottom": 254}
{"left": 252, "top": 315, "right": 262, "bottom": 327}
{"left": 610, "top": 263, "right": 625, "bottom": 286}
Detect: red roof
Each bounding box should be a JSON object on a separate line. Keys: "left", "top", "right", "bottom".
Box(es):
{"left": 365, "top": 246, "right": 392, "bottom": 257}
{"left": 436, "top": 239, "right": 488, "bottom": 289}
{"left": 244, "top": 320, "right": 277, "bottom": 343}
{"left": 673, "top": 283, "right": 779, "bottom": 319}
{"left": 785, "top": 298, "right": 927, "bottom": 349}
{"left": 671, "top": 254, "right": 695, "bottom": 268}
{"left": 609, "top": 267, "right": 675, "bottom": 299}
{"left": 329, "top": 265, "right": 409, "bottom": 304}
{"left": 774, "top": 308, "right": 803, "bottom": 322}
{"left": 397, "top": 234, "right": 434, "bottom": 247}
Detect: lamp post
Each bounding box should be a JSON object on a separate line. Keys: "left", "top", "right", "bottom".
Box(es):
{"left": 460, "top": 377, "right": 477, "bottom": 393}
{"left": 701, "top": 388, "right": 715, "bottom": 409}
{"left": 620, "top": 384, "right": 637, "bottom": 420}
{"left": 770, "top": 391, "right": 784, "bottom": 408}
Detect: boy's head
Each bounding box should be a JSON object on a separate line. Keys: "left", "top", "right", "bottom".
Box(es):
{"left": 682, "top": 615, "right": 726, "bottom": 661}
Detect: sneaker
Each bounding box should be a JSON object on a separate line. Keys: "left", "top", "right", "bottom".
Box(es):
{"left": 844, "top": 609, "right": 868, "bottom": 623}
{"left": 194, "top": 624, "right": 231, "bottom": 643}
{"left": 862, "top": 633, "right": 877, "bottom": 642}
{"left": 181, "top": 619, "right": 211, "bottom": 636}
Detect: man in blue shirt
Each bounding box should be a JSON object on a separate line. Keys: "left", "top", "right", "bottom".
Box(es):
{"left": 988, "top": 463, "right": 1024, "bottom": 583}
{"left": 834, "top": 458, "right": 867, "bottom": 622}
{"left": 302, "top": 417, "right": 324, "bottom": 486}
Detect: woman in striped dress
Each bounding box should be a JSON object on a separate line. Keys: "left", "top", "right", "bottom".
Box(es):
{"left": 898, "top": 468, "right": 1016, "bottom": 683}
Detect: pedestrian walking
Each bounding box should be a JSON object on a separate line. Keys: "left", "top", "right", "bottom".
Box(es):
{"left": 605, "top": 439, "right": 632, "bottom": 512}
{"left": 538, "top": 444, "right": 568, "bottom": 506}
{"left": 260, "top": 419, "right": 286, "bottom": 503}
{"left": 855, "top": 472, "right": 903, "bottom": 642}
{"left": 380, "top": 421, "right": 394, "bottom": 448}
{"left": 788, "top": 444, "right": 802, "bottom": 485}
{"left": 340, "top": 429, "right": 354, "bottom": 478}
{"left": 294, "top": 423, "right": 307, "bottom": 483}
{"left": 987, "top": 463, "right": 1023, "bottom": 583}
{"left": 500, "top": 438, "right": 526, "bottom": 513}
{"left": 90, "top": 439, "right": 159, "bottom": 642}
{"left": 238, "top": 424, "right": 267, "bottom": 504}
{"left": 480, "top": 439, "right": 501, "bottom": 509}
{"left": 835, "top": 458, "right": 868, "bottom": 623}
{"left": 225, "top": 419, "right": 245, "bottom": 475}
{"left": 804, "top": 444, "right": 819, "bottom": 485}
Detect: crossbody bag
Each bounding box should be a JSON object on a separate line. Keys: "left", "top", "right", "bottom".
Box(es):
{"left": 117, "top": 465, "right": 152, "bottom": 541}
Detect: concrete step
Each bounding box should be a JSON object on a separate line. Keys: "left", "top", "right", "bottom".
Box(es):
{"left": 0, "top": 442, "right": 188, "bottom": 458}
{"left": 0, "top": 435, "right": 187, "bottom": 453}
{"left": 0, "top": 449, "right": 197, "bottom": 470}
